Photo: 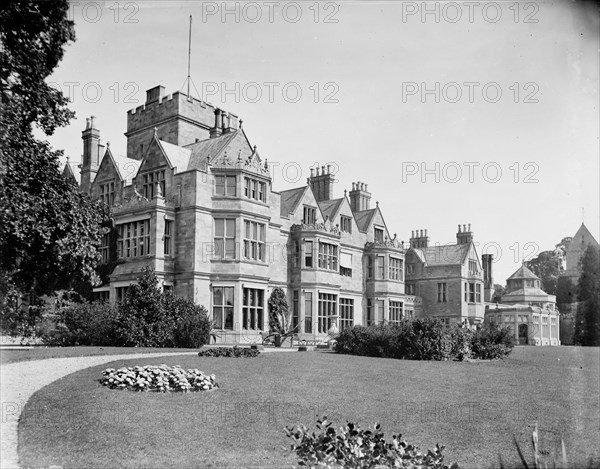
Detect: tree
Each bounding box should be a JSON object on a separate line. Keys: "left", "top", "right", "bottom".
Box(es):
{"left": 0, "top": 1, "right": 109, "bottom": 324}
{"left": 525, "top": 250, "right": 562, "bottom": 295}
{"left": 573, "top": 245, "right": 600, "bottom": 346}
{"left": 267, "top": 287, "right": 296, "bottom": 346}
{"left": 492, "top": 284, "right": 505, "bottom": 303}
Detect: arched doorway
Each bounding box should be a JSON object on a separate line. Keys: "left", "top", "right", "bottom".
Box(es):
{"left": 518, "top": 323, "right": 529, "bottom": 345}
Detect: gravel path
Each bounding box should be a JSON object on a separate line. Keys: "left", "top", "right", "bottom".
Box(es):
{"left": 0, "top": 351, "right": 200, "bottom": 469}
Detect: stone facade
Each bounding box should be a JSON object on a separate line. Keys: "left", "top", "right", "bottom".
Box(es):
{"left": 404, "top": 225, "right": 486, "bottom": 327}
{"left": 77, "top": 85, "right": 496, "bottom": 343}
{"left": 485, "top": 264, "right": 560, "bottom": 346}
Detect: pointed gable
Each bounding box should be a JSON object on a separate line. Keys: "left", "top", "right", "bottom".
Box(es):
{"left": 185, "top": 129, "right": 256, "bottom": 170}
{"left": 569, "top": 223, "right": 599, "bottom": 251}
{"left": 95, "top": 146, "right": 120, "bottom": 182}
{"left": 135, "top": 133, "right": 194, "bottom": 178}
{"left": 280, "top": 186, "right": 308, "bottom": 218}
{"left": 354, "top": 208, "right": 377, "bottom": 233}
{"left": 62, "top": 161, "right": 77, "bottom": 185}
{"left": 318, "top": 198, "right": 344, "bottom": 222}
{"left": 159, "top": 140, "right": 191, "bottom": 172}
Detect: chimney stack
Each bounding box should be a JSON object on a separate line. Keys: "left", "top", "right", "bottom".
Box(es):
{"left": 457, "top": 223, "right": 474, "bottom": 244}
{"left": 308, "top": 165, "right": 335, "bottom": 202}
{"left": 482, "top": 254, "right": 495, "bottom": 302}
{"left": 80, "top": 116, "right": 101, "bottom": 194}
{"left": 210, "top": 109, "right": 223, "bottom": 138}
{"left": 349, "top": 181, "right": 371, "bottom": 212}
{"left": 410, "top": 228, "right": 430, "bottom": 249}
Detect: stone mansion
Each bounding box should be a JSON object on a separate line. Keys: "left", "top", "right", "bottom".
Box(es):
{"left": 72, "top": 85, "right": 489, "bottom": 343}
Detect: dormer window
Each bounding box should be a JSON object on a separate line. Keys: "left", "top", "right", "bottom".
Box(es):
{"left": 215, "top": 175, "right": 236, "bottom": 196}
{"left": 142, "top": 170, "right": 165, "bottom": 199}
{"left": 303, "top": 206, "right": 316, "bottom": 225}
{"left": 340, "top": 216, "right": 352, "bottom": 233}
{"left": 99, "top": 181, "right": 115, "bottom": 206}
{"left": 374, "top": 227, "right": 384, "bottom": 243}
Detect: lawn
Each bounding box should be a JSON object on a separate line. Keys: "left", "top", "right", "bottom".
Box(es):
{"left": 0, "top": 346, "right": 201, "bottom": 365}
{"left": 18, "top": 346, "right": 600, "bottom": 469}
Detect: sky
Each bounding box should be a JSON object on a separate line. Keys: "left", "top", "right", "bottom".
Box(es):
{"left": 46, "top": 0, "right": 599, "bottom": 284}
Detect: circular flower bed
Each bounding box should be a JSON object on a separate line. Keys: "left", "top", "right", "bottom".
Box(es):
{"left": 100, "top": 365, "right": 218, "bottom": 392}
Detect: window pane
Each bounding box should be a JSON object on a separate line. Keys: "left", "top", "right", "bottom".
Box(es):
{"left": 215, "top": 219, "right": 224, "bottom": 237}
{"left": 226, "top": 219, "right": 235, "bottom": 236}
{"left": 224, "top": 287, "right": 234, "bottom": 305}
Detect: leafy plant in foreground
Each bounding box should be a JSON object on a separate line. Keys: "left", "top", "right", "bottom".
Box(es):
{"left": 285, "top": 417, "right": 459, "bottom": 469}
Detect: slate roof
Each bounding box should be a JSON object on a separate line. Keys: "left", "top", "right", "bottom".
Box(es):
{"left": 62, "top": 162, "right": 77, "bottom": 184}
{"left": 111, "top": 153, "right": 141, "bottom": 184}
{"left": 159, "top": 140, "right": 191, "bottom": 172}
{"left": 503, "top": 287, "right": 549, "bottom": 298}
{"left": 507, "top": 265, "right": 539, "bottom": 280}
{"left": 184, "top": 130, "right": 255, "bottom": 170}
{"left": 354, "top": 208, "right": 377, "bottom": 232}
{"left": 412, "top": 244, "right": 470, "bottom": 266}
{"left": 280, "top": 187, "right": 307, "bottom": 217}
{"left": 568, "top": 223, "right": 599, "bottom": 250}
{"left": 318, "top": 198, "right": 344, "bottom": 222}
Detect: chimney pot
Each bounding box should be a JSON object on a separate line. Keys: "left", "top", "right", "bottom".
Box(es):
{"left": 321, "top": 166, "right": 325, "bottom": 175}
{"left": 425, "top": 229, "right": 428, "bottom": 236}
{"left": 327, "top": 164, "right": 332, "bottom": 174}
{"left": 463, "top": 224, "right": 467, "bottom": 232}
{"left": 468, "top": 223, "right": 471, "bottom": 232}
{"left": 458, "top": 224, "right": 462, "bottom": 233}
{"left": 310, "top": 168, "right": 315, "bottom": 177}
{"left": 365, "top": 184, "right": 368, "bottom": 191}
{"left": 352, "top": 182, "right": 356, "bottom": 190}
{"left": 411, "top": 230, "right": 414, "bottom": 238}
{"left": 316, "top": 167, "right": 320, "bottom": 176}
{"left": 90, "top": 116, "right": 96, "bottom": 128}
{"left": 85, "top": 117, "right": 90, "bottom": 129}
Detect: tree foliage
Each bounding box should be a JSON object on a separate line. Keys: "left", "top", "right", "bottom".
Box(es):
{"left": 492, "top": 283, "right": 505, "bottom": 303}
{"left": 525, "top": 250, "right": 561, "bottom": 295}
{"left": 268, "top": 287, "right": 292, "bottom": 334}
{"left": 0, "top": 1, "right": 109, "bottom": 315}
{"left": 574, "top": 245, "right": 600, "bottom": 346}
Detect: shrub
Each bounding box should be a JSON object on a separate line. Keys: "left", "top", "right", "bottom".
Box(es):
{"left": 449, "top": 324, "right": 473, "bottom": 361}
{"left": 471, "top": 323, "right": 515, "bottom": 359}
{"left": 335, "top": 320, "right": 515, "bottom": 361}
{"left": 100, "top": 364, "right": 218, "bottom": 392}
{"left": 410, "top": 318, "right": 453, "bottom": 361}
{"left": 168, "top": 295, "right": 212, "bottom": 348}
{"left": 197, "top": 346, "right": 260, "bottom": 358}
{"left": 285, "top": 417, "right": 459, "bottom": 469}
{"left": 40, "top": 300, "right": 118, "bottom": 346}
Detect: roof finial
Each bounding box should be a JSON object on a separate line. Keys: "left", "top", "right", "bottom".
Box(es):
{"left": 344, "top": 189, "right": 347, "bottom": 197}
{"left": 376, "top": 201, "right": 379, "bottom": 208}
{"left": 238, "top": 149, "right": 242, "bottom": 161}
{"left": 66, "top": 156, "right": 70, "bottom": 163}
{"left": 239, "top": 118, "right": 243, "bottom": 129}
{"left": 153, "top": 127, "right": 158, "bottom": 137}
{"left": 106, "top": 141, "right": 111, "bottom": 148}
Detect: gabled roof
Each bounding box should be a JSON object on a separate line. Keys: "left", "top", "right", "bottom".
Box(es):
{"left": 109, "top": 150, "right": 141, "bottom": 184}
{"left": 354, "top": 208, "right": 377, "bottom": 233}
{"left": 62, "top": 161, "right": 77, "bottom": 184}
{"left": 318, "top": 198, "right": 344, "bottom": 222}
{"left": 159, "top": 140, "right": 191, "bottom": 172}
{"left": 568, "top": 223, "right": 599, "bottom": 250}
{"left": 508, "top": 264, "right": 539, "bottom": 280}
{"left": 184, "top": 129, "right": 255, "bottom": 170}
{"left": 412, "top": 243, "right": 470, "bottom": 267}
{"left": 280, "top": 186, "right": 308, "bottom": 217}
